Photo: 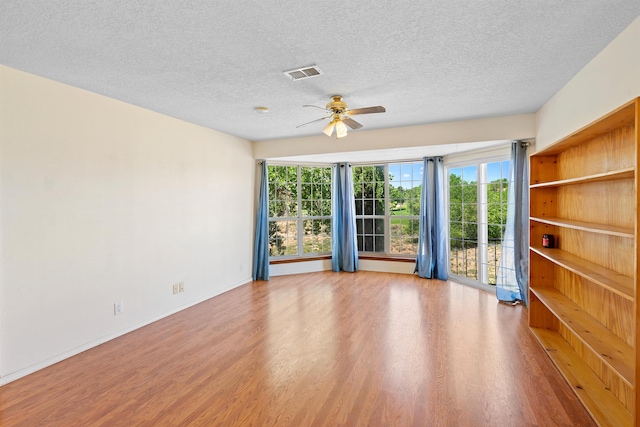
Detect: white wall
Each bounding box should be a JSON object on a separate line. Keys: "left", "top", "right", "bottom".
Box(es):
{"left": 270, "top": 259, "right": 332, "bottom": 276}
{"left": 0, "top": 65, "right": 255, "bottom": 383}
{"left": 536, "top": 16, "right": 640, "bottom": 150}
{"left": 254, "top": 114, "right": 535, "bottom": 159}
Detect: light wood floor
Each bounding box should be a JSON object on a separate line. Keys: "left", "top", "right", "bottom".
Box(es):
{"left": 0, "top": 271, "right": 594, "bottom": 426}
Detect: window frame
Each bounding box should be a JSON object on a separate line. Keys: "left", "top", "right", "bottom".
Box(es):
{"left": 352, "top": 161, "right": 422, "bottom": 257}
{"left": 446, "top": 154, "right": 510, "bottom": 291}
{"left": 267, "top": 163, "right": 333, "bottom": 259}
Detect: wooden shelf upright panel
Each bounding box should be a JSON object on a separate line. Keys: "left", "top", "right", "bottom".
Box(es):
{"left": 529, "top": 98, "right": 639, "bottom": 427}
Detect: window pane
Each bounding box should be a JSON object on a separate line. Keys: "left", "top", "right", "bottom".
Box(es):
{"left": 322, "top": 219, "right": 332, "bottom": 252}
{"left": 353, "top": 166, "right": 364, "bottom": 183}
{"left": 486, "top": 162, "right": 501, "bottom": 182}
{"left": 389, "top": 164, "right": 401, "bottom": 187}
{"left": 303, "top": 219, "right": 331, "bottom": 254}
{"left": 364, "top": 219, "right": 373, "bottom": 234}
{"left": 322, "top": 183, "right": 331, "bottom": 199}
{"left": 488, "top": 224, "right": 502, "bottom": 241}
{"left": 413, "top": 163, "right": 424, "bottom": 181}
{"left": 463, "top": 203, "right": 477, "bottom": 223}
{"left": 301, "top": 183, "right": 312, "bottom": 202}
{"left": 375, "top": 236, "right": 385, "bottom": 252}
{"left": 355, "top": 199, "right": 363, "bottom": 215}
{"left": 375, "top": 166, "right": 385, "bottom": 181}
{"left": 481, "top": 160, "right": 510, "bottom": 285}
{"left": 450, "top": 168, "right": 462, "bottom": 183}
{"left": 311, "top": 200, "right": 321, "bottom": 217}
{"left": 301, "top": 200, "right": 311, "bottom": 216}
{"left": 487, "top": 242, "right": 501, "bottom": 285}
{"left": 450, "top": 222, "right": 463, "bottom": 239}
{"left": 268, "top": 165, "right": 298, "bottom": 218}
{"left": 464, "top": 222, "right": 478, "bottom": 237}
{"left": 354, "top": 182, "right": 363, "bottom": 198}
{"left": 268, "top": 220, "right": 298, "bottom": 256}
{"left": 355, "top": 163, "right": 420, "bottom": 255}
{"left": 462, "top": 165, "right": 477, "bottom": 183}
{"left": 462, "top": 184, "right": 477, "bottom": 203}
{"left": 449, "top": 204, "right": 462, "bottom": 221}
{"left": 462, "top": 239, "right": 478, "bottom": 280}
{"left": 268, "top": 165, "right": 331, "bottom": 258}
{"left": 406, "top": 197, "right": 419, "bottom": 216}
{"left": 364, "top": 236, "right": 374, "bottom": 252}
{"left": 450, "top": 160, "right": 511, "bottom": 285}
{"left": 449, "top": 164, "right": 478, "bottom": 281}
{"left": 364, "top": 200, "right": 374, "bottom": 215}
{"left": 390, "top": 218, "right": 418, "bottom": 255}
{"left": 321, "top": 200, "right": 331, "bottom": 216}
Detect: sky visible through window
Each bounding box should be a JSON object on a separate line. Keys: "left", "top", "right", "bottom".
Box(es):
{"left": 388, "top": 163, "right": 423, "bottom": 189}
{"left": 487, "top": 161, "right": 510, "bottom": 183}
{"left": 388, "top": 160, "right": 506, "bottom": 188}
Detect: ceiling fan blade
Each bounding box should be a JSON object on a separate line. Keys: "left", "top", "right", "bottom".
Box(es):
{"left": 303, "top": 104, "right": 329, "bottom": 112}
{"left": 296, "top": 116, "right": 331, "bottom": 128}
{"left": 347, "top": 106, "right": 386, "bottom": 115}
{"left": 342, "top": 117, "right": 363, "bottom": 130}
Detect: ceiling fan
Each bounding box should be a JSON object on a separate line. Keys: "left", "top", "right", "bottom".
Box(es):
{"left": 297, "top": 95, "right": 386, "bottom": 138}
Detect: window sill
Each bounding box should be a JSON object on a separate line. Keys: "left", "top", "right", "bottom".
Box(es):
{"left": 270, "top": 255, "right": 416, "bottom": 265}
{"left": 270, "top": 255, "right": 331, "bottom": 265}
{"left": 358, "top": 255, "right": 416, "bottom": 263}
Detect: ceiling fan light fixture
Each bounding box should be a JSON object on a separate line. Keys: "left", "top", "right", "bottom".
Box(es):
{"left": 335, "top": 120, "right": 348, "bottom": 138}
{"left": 323, "top": 120, "right": 336, "bottom": 137}
{"left": 298, "top": 95, "right": 386, "bottom": 138}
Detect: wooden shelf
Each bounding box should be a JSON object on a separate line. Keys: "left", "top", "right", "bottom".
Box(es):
{"left": 530, "top": 216, "right": 634, "bottom": 238}
{"left": 530, "top": 327, "right": 632, "bottom": 427}
{"left": 531, "top": 246, "right": 634, "bottom": 301}
{"left": 529, "top": 98, "right": 639, "bottom": 426}
{"left": 530, "top": 167, "right": 634, "bottom": 188}
{"left": 530, "top": 287, "right": 634, "bottom": 386}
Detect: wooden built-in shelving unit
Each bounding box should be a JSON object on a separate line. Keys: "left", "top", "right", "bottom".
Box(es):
{"left": 528, "top": 98, "right": 639, "bottom": 427}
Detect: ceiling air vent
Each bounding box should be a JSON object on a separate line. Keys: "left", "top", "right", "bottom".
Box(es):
{"left": 284, "top": 65, "right": 322, "bottom": 81}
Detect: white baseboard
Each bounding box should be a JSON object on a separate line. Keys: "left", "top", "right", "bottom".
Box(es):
{"left": 0, "top": 277, "right": 252, "bottom": 386}
{"left": 270, "top": 259, "right": 332, "bottom": 276}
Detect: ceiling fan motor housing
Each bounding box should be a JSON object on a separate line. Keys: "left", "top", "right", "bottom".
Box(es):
{"left": 326, "top": 95, "right": 348, "bottom": 113}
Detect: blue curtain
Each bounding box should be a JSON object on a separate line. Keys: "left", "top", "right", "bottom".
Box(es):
{"left": 415, "top": 157, "right": 448, "bottom": 280}
{"left": 496, "top": 141, "right": 529, "bottom": 304}
{"left": 253, "top": 161, "right": 270, "bottom": 281}
{"left": 331, "top": 163, "right": 358, "bottom": 272}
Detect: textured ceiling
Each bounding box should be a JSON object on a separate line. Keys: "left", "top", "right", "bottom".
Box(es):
{"left": 1, "top": 1, "right": 640, "bottom": 142}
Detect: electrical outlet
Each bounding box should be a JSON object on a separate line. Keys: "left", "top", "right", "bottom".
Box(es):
{"left": 173, "top": 283, "right": 179, "bottom": 294}
{"left": 239, "top": 263, "right": 244, "bottom": 272}
{"left": 179, "top": 282, "right": 184, "bottom": 292}
{"left": 114, "top": 301, "right": 124, "bottom": 315}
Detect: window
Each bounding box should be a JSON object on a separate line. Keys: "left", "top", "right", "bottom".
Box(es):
{"left": 268, "top": 165, "right": 331, "bottom": 257}
{"left": 449, "top": 165, "right": 478, "bottom": 279}
{"left": 353, "top": 165, "right": 385, "bottom": 252}
{"left": 353, "top": 162, "right": 422, "bottom": 255}
{"left": 448, "top": 160, "right": 509, "bottom": 285}
{"left": 389, "top": 162, "right": 421, "bottom": 254}
{"left": 483, "top": 161, "right": 510, "bottom": 284}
